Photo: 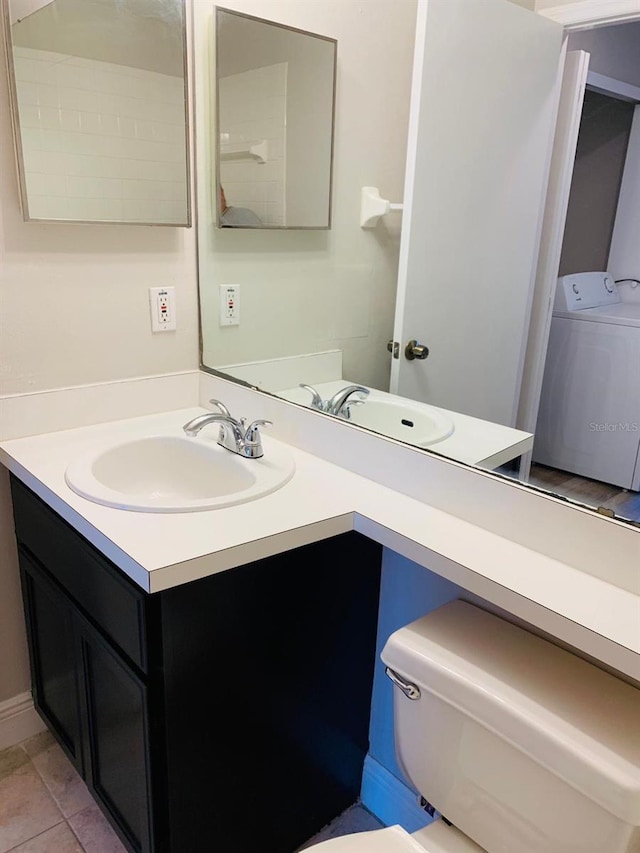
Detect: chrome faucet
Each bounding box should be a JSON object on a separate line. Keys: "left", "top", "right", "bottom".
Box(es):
{"left": 299, "top": 384, "right": 370, "bottom": 419}
{"left": 183, "top": 402, "right": 271, "bottom": 459}
{"left": 326, "top": 385, "right": 370, "bottom": 417}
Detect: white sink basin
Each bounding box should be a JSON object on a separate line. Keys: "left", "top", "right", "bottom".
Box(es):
{"left": 65, "top": 435, "right": 295, "bottom": 512}
{"left": 348, "top": 399, "right": 454, "bottom": 447}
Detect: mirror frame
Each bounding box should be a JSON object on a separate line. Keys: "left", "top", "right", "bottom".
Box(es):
{"left": 214, "top": 6, "right": 337, "bottom": 230}
{"left": 1, "top": 0, "right": 192, "bottom": 227}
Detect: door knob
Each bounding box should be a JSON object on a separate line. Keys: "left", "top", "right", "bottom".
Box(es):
{"left": 404, "top": 339, "right": 429, "bottom": 361}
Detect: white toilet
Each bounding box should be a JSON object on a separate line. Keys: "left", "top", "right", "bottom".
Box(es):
{"left": 307, "top": 600, "right": 640, "bottom": 853}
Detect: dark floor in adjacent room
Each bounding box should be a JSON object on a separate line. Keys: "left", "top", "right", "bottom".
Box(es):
{"left": 528, "top": 463, "right": 640, "bottom": 522}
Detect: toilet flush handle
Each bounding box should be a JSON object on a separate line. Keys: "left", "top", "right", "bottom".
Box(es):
{"left": 385, "top": 666, "right": 421, "bottom": 700}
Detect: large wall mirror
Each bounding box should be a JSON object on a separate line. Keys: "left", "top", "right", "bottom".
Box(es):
{"left": 2, "top": 0, "right": 191, "bottom": 226}
{"left": 215, "top": 8, "right": 336, "bottom": 229}
{"left": 196, "top": 0, "right": 640, "bottom": 529}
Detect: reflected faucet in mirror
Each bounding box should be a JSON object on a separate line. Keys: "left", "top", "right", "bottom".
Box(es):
{"left": 300, "top": 384, "right": 370, "bottom": 419}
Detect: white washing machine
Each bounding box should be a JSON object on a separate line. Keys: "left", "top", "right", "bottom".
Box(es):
{"left": 534, "top": 272, "right": 640, "bottom": 490}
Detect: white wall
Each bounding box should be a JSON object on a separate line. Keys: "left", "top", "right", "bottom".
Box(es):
{"left": 11, "top": 0, "right": 185, "bottom": 77}
{"left": 198, "top": 0, "right": 417, "bottom": 393}
{"left": 0, "top": 28, "right": 199, "bottom": 703}
{"left": 609, "top": 106, "right": 640, "bottom": 285}
{"left": 565, "top": 23, "right": 640, "bottom": 284}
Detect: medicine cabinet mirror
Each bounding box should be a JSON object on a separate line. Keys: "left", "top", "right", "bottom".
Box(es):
{"left": 2, "top": 0, "right": 190, "bottom": 226}
{"left": 214, "top": 7, "right": 336, "bottom": 229}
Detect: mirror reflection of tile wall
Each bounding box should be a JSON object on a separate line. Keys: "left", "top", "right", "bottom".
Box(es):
{"left": 219, "top": 62, "right": 287, "bottom": 226}
{"left": 14, "top": 46, "right": 187, "bottom": 223}
{"left": 4, "top": 0, "right": 190, "bottom": 225}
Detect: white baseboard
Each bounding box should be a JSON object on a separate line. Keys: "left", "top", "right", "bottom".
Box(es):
{"left": 0, "top": 691, "right": 46, "bottom": 751}
{"left": 360, "top": 753, "right": 433, "bottom": 833}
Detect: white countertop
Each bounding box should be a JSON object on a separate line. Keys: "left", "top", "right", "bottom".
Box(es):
{"left": 1, "top": 406, "right": 637, "bottom": 681}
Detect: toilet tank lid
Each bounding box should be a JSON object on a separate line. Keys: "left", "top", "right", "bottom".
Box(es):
{"left": 381, "top": 601, "right": 640, "bottom": 826}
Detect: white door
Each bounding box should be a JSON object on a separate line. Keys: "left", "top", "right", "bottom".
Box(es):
{"left": 390, "top": 0, "right": 564, "bottom": 427}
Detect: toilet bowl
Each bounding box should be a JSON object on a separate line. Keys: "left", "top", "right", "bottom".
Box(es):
{"left": 306, "top": 601, "right": 640, "bottom": 853}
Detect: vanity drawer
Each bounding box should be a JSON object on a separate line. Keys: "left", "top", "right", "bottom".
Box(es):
{"left": 10, "top": 478, "right": 148, "bottom": 673}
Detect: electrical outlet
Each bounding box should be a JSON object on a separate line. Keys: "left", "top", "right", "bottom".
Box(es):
{"left": 149, "top": 287, "right": 176, "bottom": 332}
{"left": 219, "top": 284, "right": 240, "bottom": 326}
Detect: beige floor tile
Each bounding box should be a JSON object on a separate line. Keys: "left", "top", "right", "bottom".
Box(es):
{"left": 21, "top": 731, "right": 56, "bottom": 760}
{"left": 0, "top": 745, "right": 30, "bottom": 783}
{"left": 9, "top": 822, "right": 83, "bottom": 853}
{"left": 0, "top": 763, "right": 62, "bottom": 853}
{"left": 68, "top": 804, "right": 128, "bottom": 853}
{"left": 31, "top": 744, "right": 93, "bottom": 818}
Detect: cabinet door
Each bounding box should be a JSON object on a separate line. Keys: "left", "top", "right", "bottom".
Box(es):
{"left": 78, "top": 621, "right": 153, "bottom": 853}
{"left": 19, "top": 548, "right": 84, "bottom": 772}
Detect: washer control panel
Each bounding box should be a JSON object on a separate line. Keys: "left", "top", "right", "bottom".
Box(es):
{"left": 554, "top": 272, "right": 619, "bottom": 312}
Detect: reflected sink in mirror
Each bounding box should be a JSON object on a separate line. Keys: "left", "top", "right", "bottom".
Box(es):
{"left": 277, "top": 379, "right": 533, "bottom": 470}
{"left": 346, "top": 398, "right": 453, "bottom": 447}
{"left": 65, "top": 435, "right": 295, "bottom": 513}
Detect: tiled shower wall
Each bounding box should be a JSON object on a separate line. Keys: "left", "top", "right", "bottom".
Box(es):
{"left": 219, "top": 62, "right": 287, "bottom": 226}
{"left": 12, "top": 47, "right": 188, "bottom": 223}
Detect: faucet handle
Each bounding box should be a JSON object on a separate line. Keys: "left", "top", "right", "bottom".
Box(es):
{"left": 342, "top": 399, "right": 365, "bottom": 420}
{"left": 241, "top": 419, "right": 272, "bottom": 459}
{"left": 244, "top": 419, "right": 272, "bottom": 443}
{"left": 299, "top": 384, "right": 325, "bottom": 410}
{"left": 209, "top": 399, "right": 232, "bottom": 417}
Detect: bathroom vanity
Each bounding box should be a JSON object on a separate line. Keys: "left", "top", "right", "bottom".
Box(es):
{"left": 11, "top": 475, "right": 382, "bottom": 853}
{"left": 0, "top": 391, "right": 637, "bottom": 853}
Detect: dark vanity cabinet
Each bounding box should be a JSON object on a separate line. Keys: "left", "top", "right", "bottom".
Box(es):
{"left": 11, "top": 477, "right": 382, "bottom": 853}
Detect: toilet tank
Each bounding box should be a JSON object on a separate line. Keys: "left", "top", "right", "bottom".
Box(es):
{"left": 381, "top": 601, "right": 640, "bottom": 853}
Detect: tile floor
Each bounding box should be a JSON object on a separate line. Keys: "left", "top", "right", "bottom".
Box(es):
{"left": 0, "top": 732, "right": 126, "bottom": 853}
{"left": 2, "top": 730, "right": 383, "bottom": 853}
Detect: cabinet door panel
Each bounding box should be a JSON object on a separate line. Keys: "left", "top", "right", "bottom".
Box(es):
{"left": 19, "top": 549, "right": 83, "bottom": 771}
{"left": 80, "top": 627, "right": 152, "bottom": 853}
{"left": 12, "top": 478, "right": 148, "bottom": 671}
